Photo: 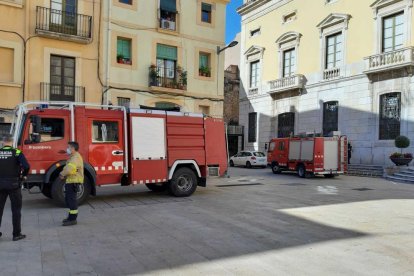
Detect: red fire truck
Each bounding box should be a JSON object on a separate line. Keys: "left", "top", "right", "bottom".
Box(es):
{"left": 10, "top": 102, "right": 228, "bottom": 205}
{"left": 267, "top": 135, "right": 347, "bottom": 178}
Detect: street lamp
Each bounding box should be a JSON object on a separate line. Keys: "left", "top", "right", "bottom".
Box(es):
{"left": 217, "top": 40, "right": 239, "bottom": 55}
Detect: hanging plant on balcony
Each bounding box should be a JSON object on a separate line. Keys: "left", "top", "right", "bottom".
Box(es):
{"left": 149, "top": 64, "right": 159, "bottom": 86}
{"left": 179, "top": 71, "right": 187, "bottom": 89}
{"left": 390, "top": 135, "right": 413, "bottom": 166}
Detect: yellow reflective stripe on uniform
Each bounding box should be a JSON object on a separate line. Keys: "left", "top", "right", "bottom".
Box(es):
{"left": 69, "top": 210, "right": 78, "bottom": 214}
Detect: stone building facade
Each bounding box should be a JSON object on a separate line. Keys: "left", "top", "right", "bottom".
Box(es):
{"left": 238, "top": 0, "right": 414, "bottom": 165}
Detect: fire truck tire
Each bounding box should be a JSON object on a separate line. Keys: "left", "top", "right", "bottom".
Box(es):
{"left": 51, "top": 177, "right": 92, "bottom": 207}
{"left": 324, "top": 174, "right": 335, "bottom": 178}
{"left": 169, "top": 167, "right": 197, "bottom": 197}
{"left": 297, "top": 165, "right": 306, "bottom": 178}
{"left": 271, "top": 163, "right": 281, "bottom": 174}
{"left": 146, "top": 183, "right": 168, "bottom": 192}
{"left": 41, "top": 185, "right": 52, "bottom": 199}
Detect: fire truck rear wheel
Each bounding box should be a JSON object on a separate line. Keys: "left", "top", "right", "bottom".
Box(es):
{"left": 146, "top": 183, "right": 168, "bottom": 192}
{"left": 169, "top": 167, "right": 197, "bottom": 197}
{"left": 297, "top": 165, "right": 306, "bottom": 178}
{"left": 51, "top": 177, "right": 92, "bottom": 207}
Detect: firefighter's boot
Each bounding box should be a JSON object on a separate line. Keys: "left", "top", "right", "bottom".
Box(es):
{"left": 62, "top": 220, "right": 77, "bottom": 226}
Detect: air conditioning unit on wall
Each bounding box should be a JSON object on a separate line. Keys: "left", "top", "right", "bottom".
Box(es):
{"left": 161, "top": 19, "right": 176, "bottom": 31}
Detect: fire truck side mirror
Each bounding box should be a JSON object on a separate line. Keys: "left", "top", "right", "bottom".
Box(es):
{"left": 30, "top": 115, "right": 42, "bottom": 143}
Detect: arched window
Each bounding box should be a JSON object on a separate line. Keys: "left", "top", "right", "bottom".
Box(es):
{"left": 278, "top": 112, "right": 295, "bottom": 138}
{"left": 379, "top": 92, "right": 401, "bottom": 140}
{"left": 323, "top": 101, "right": 339, "bottom": 136}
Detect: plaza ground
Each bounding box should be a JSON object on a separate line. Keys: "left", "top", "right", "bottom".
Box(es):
{"left": 0, "top": 168, "right": 413, "bottom": 275}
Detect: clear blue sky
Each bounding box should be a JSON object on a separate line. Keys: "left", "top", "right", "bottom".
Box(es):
{"left": 226, "top": 0, "right": 242, "bottom": 44}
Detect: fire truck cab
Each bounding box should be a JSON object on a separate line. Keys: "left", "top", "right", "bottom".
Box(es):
{"left": 267, "top": 135, "right": 347, "bottom": 178}
{"left": 10, "top": 102, "right": 228, "bottom": 205}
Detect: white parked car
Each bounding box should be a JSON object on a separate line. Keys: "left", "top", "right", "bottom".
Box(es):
{"left": 229, "top": 151, "right": 267, "bottom": 168}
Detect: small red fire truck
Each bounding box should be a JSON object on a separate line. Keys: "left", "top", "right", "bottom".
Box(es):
{"left": 267, "top": 135, "right": 347, "bottom": 178}
{"left": 10, "top": 102, "right": 228, "bottom": 205}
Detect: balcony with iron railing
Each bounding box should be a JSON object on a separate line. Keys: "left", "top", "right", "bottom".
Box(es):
{"left": 40, "top": 82, "right": 85, "bottom": 102}
{"left": 364, "top": 47, "right": 414, "bottom": 74}
{"left": 35, "top": 6, "right": 92, "bottom": 44}
{"left": 148, "top": 66, "right": 187, "bottom": 91}
{"left": 237, "top": 0, "right": 271, "bottom": 15}
{"left": 268, "top": 74, "right": 306, "bottom": 95}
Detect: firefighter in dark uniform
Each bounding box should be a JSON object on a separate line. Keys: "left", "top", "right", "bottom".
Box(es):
{"left": 0, "top": 134, "right": 30, "bottom": 241}
{"left": 59, "top": 141, "right": 83, "bottom": 226}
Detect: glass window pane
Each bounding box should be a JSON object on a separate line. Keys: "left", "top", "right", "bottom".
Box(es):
{"left": 92, "top": 121, "right": 119, "bottom": 143}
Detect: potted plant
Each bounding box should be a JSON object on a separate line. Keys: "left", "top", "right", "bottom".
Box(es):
{"left": 117, "top": 54, "right": 124, "bottom": 64}
{"left": 201, "top": 66, "right": 211, "bottom": 77}
{"left": 149, "top": 65, "right": 159, "bottom": 86}
{"left": 390, "top": 135, "right": 413, "bottom": 166}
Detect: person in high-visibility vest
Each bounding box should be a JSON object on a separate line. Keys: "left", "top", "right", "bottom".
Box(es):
{"left": 59, "top": 141, "right": 84, "bottom": 226}
{"left": 0, "top": 134, "right": 30, "bottom": 241}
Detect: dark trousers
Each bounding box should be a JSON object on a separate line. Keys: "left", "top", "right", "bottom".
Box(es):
{"left": 65, "top": 184, "right": 79, "bottom": 221}
{"left": 0, "top": 188, "right": 22, "bottom": 236}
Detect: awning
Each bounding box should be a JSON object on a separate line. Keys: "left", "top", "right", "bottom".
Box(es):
{"left": 202, "top": 3, "right": 212, "bottom": 12}
{"left": 157, "top": 44, "right": 177, "bottom": 60}
{"left": 160, "top": 0, "right": 177, "bottom": 13}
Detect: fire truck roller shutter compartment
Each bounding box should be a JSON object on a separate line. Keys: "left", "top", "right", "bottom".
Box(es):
{"left": 289, "top": 140, "right": 301, "bottom": 160}
{"left": 130, "top": 116, "right": 168, "bottom": 183}
{"left": 324, "top": 140, "right": 339, "bottom": 170}
{"left": 301, "top": 140, "right": 314, "bottom": 161}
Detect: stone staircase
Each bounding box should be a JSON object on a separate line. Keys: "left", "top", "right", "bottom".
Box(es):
{"left": 347, "top": 164, "right": 384, "bottom": 178}
{"left": 386, "top": 167, "right": 414, "bottom": 184}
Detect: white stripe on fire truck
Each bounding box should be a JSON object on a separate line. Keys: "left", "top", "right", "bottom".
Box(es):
{"left": 101, "top": 167, "right": 106, "bottom": 171}
{"left": 40, "top": 170, "right": 45, "bottom": 174}
{"left": 133, "top": 181, "right": 137, "bottom": 185}
{"left": 108, "top": 166, "right": 113, "bottom": 171}
{"left": 140, "top": 180, "right": 144, "bottom": 184}
{"left": 94, "top": 167, "right": 98, "bottom": 171}
{"left": 152, "top": 180, "right": 155, "bottom": 183}
{"left": 31, "top": 170, "right": 37, "bottom": 174}
{"left": 146, "top": 180, "right": 149, "bottom": 183}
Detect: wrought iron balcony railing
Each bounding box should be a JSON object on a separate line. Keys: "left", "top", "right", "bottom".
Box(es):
{"left": 40, "top": 83, "right": 85, "bottom": 102}
{"left": 364, "top": 47, "right": 414, "bottom": 74}
{"left": 268, "top": 74, "right": 306, "bottom": 94}
{"left": 149, "top": 66, "right": 187, "bottom": 90}
{"left": 36, "top": 6, "right": 92, "bottom": 43}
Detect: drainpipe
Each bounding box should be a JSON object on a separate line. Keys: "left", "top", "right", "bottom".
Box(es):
{"left": 105, "top": 0, "right": 112, "bottom": 105}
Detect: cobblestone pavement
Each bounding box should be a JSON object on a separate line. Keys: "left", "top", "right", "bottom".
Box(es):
{"left": 0, "top": 168, "right": 413, "bottom": 275}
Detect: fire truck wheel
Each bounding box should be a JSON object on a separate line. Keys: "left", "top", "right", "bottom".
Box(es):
{"left": 297, "top": 165, "right": 306, "bottom": 178}
{"left": 246, "top": 162, "right": 252, "bottom": 168}
{"left": 169, "top": 167, "right": 197, "bottom": 197}
{"left": 271, "top": 163, "right": 281, "bottom": 174}
{"left": 229, "top": 160, "right": 234, "bottom": 167}
{"left": 324, "top": 174, "right": 335, "bottom": 178}
{"left": 51, "top": 177, "right": 92, "bottom": 207}
{"left": 146, "top": 183, "right": 168, "bottom": 192}
{"left": 41, "top": 185, "right": 52, "bottom": 199}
